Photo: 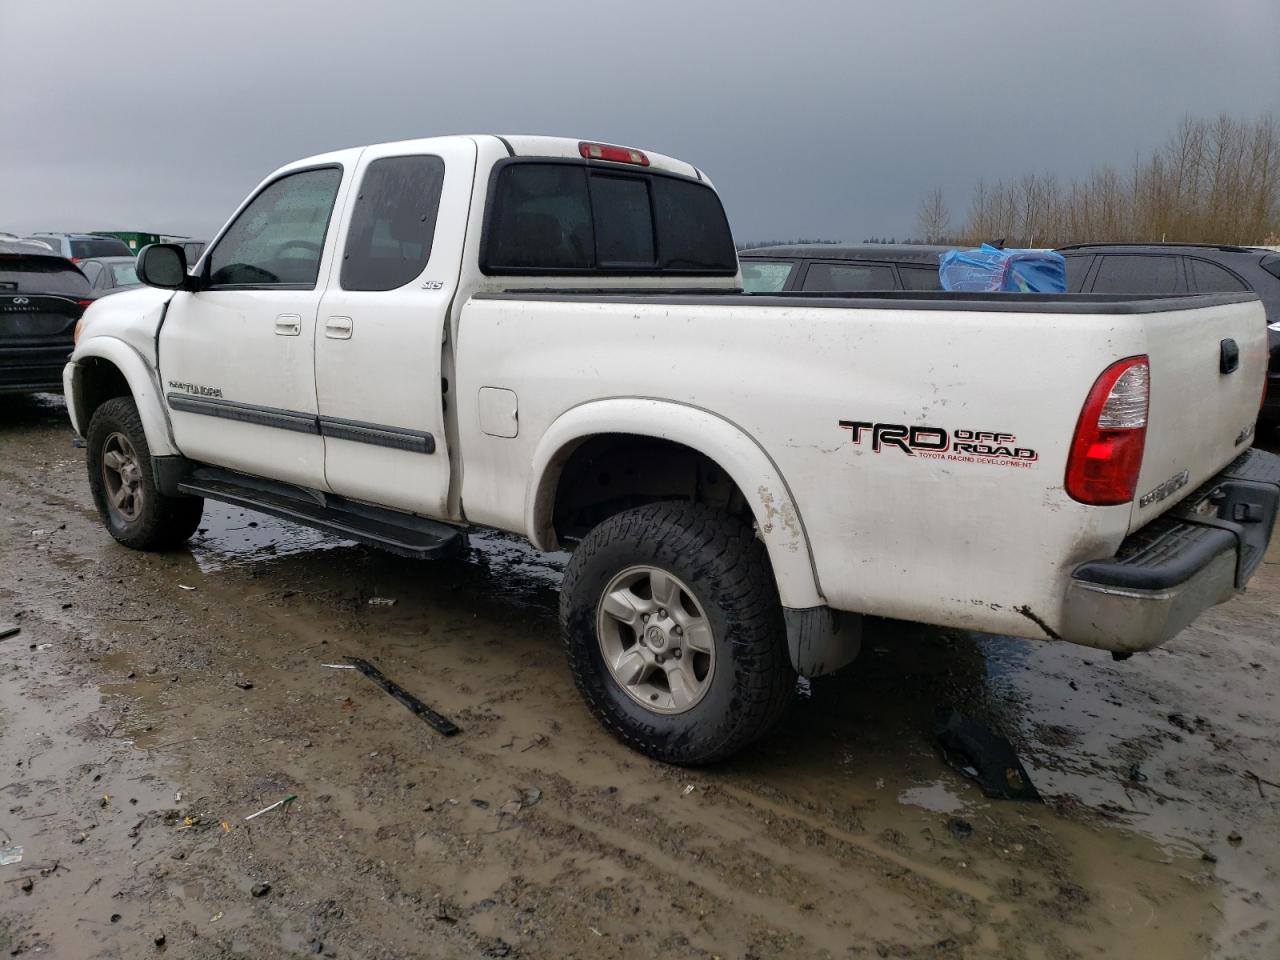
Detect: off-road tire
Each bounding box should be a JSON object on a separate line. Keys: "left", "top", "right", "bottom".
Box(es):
{"left": 561, "top": 501, "right": 794, "bottom": 765}
{"left": 86, "top": 396, "right": 204, "bottom": 550}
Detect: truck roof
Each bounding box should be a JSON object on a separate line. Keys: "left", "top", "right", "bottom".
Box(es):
{"left": 285, "top": 135, "right": 705, "bottom": 182}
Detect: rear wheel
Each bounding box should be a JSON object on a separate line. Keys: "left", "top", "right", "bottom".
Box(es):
{"left": 86, "top": 397, "right": 203, "bottom": 550}
{"left": 560, "top": 502, "right": 794, "bottom": 765}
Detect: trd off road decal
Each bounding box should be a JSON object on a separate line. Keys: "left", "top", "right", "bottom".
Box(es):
{"left": 839, "top": 421, "right": 1038, "bottom": 469}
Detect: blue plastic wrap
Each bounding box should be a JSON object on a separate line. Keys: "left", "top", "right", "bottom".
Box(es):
{"left": 938, "top": 244, "right": 1067, "bottom": 293}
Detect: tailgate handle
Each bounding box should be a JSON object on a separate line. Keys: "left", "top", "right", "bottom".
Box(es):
{"left": 1220, "top": 338, "right": 1239, "bottom": 374}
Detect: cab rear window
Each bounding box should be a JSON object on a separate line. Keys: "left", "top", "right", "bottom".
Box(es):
{"left": 481, "top": 160, "right": 736, "bottom": 276}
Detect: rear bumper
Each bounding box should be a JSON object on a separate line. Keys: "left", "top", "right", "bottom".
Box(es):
{"left": 1062, "top": 448, "right": 1280, "bottom": 652}
{"left": 0, "top": 340, "right": 73, "bottom": 394}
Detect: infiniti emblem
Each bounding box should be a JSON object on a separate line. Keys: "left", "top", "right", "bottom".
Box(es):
{"left": 12, "top": 297, "right": 29, "bottom": 305}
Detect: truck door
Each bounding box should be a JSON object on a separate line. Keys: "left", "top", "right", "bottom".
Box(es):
{"left": 313, "top": 138, "right": 476, "bottom": 518}
{"left": 158, "top": 161, "right": 352, "bottom": 490}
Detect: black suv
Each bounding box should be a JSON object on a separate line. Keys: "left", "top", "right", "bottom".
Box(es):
{"left": 1058, "top": 243, "right": 1280, "bottom": 425}
{"left": 738, "top": 244, "right": 950, "bottom": 294}
{"left": 0, "top": 242, "right": 94, "bottom": 394}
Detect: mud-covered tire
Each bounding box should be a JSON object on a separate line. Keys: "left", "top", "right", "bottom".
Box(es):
{"left": 86, "top": 396, "right": 203, "bottom": 550}
{"left": 560, "top": 502, "right": 794, "bottom": 765}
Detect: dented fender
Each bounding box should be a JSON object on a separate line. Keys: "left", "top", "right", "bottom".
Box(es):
{"left": 525, "top": 398, "right": 824, "bottom": 609}
{"left": 64, "top": 337, "right": 177, "bottom": 457}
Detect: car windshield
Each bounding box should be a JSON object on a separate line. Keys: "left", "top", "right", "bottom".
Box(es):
{"left": 740, "top": 259, "right": 794, "bottom": 293}
{"left": 70, "top": 238, "right": 133, "bottom": 259}
{"left": 109, "top": 262, "right": 140, "bottom": 286}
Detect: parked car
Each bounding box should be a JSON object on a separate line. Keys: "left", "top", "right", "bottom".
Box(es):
{"left": 1058, "top": 243, "right": 1280, "bottom": 427}
{"left": 180, "top": 241, "right": 206, "bottom": 266}
{"left": 77, "top": 256, "right": 141, "bottom": 295}
{"left": 22, "top": 233, "right": 134, "bottom": 262}
{"left": 65, "top": 135, "right": 1277, "bottom": 764}
{"left": 1, "top": 241, "right": 93, "bottom": 394}
{"left": 739, "top": 243, "right": 950, "bottom": 293}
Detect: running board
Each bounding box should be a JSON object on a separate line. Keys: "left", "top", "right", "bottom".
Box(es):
{"left": 178, "top": 467, "right": 464, "bottom": 560}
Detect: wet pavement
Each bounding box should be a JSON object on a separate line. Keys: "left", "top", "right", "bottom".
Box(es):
{"left": 0, "top": 393, "right": 1277, "bottom": 959}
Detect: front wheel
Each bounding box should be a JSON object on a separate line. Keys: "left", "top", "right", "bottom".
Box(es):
{"left": 560, "top": 502, "right": 794, "bottom": 765}
{"left": 86, "top": 396, "right": 204, "bottom": 550}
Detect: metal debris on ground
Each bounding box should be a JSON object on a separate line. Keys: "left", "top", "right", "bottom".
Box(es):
{"left": 321, "top": 663, "right": 356, "bottom": 670}
{"left": 0, "top": 845, "right": 23, "bottom": 866}
{"left": 0, "top": 625, "right": 20, "bottom": 641}
{"left": 177, "top": 584, "right": 196, "bottom": 591}
{"left": 344, "top": 657, "right": 460, "bottom": 736}
{"left": 244, "top": 795, "right": 298, "bottom": 821}
{"left": 367, "top": 597, "right": 397, "bottom": 607}
{"left": 934, "top": 709, "right": 1041, "bottom": 802}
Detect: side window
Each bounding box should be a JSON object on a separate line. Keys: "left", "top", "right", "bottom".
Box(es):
{"left": 341, "top": 155, "right": 446, "bottom": 291}
{"left": 208, "top": 167, "right": 342, "bottom": 287}
{"left": 897, "top": 264, "right": 942, "bottom": 291}
{"left": 740, "top": 260, "right": 795, "bottom": 293}
{"left": 1091, "top": 255, "right": 1183, "bottom": 294}
{"left": 1063, "top": 254, "right": 1094, "bottom": 292}
{"left": 1188, "top": 258, "right": 1248, "bottom": 293}
{"left": 801, "top": 261, "right": 896, "bottom": 292}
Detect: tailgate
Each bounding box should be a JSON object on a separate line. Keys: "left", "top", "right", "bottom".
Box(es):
{"left": 1130, "top": 294, "right": 1267, "bottom": 532}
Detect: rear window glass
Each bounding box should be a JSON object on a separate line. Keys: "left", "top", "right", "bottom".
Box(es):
{"left": 898, "top": 264, "right": 942, "bottom": 291}
{"left": 740, "top": 260, "right": 794, "bottom": 293}
{"left": 1092, "top": 255, "right": 1183, "bottom": 294}
{"left": 1188, "top": 258, "right": 1248, "bottom": 292}
{"left": 70, "top": 238, "right": 133, "bottom": 259}
{"left": 342, "top": 155, "right": 446, "bottom": 291}
{"left": 591, "top": 175, "right": 655, "bottom": 265}
{"left": 0, "top": 255, "right": 91, "bottom": 295}
{"left": 482, "top": 161, "right": 736, "bottom": 275}
{"left": 802, "top": 262, "right": 896, "bottom": 292}
{"left": 110, "top": 262, "right": 140, "bottom": 286}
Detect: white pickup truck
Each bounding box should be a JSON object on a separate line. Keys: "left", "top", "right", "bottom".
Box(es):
{"left": 65, "top": 134, "right": 1280, "bottom": 764}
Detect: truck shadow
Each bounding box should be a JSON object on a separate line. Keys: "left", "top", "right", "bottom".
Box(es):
{"left": 0, "top": 392, "right": 68, "bottom": 430}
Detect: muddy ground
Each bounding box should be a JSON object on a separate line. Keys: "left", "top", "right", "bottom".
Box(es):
{"left": 0, "top": 394, "right": 1276, "bottom": 960}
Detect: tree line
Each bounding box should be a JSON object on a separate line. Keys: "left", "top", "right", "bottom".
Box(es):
{"left": 916, "top": 113, "right": 1280, "bottom": 248}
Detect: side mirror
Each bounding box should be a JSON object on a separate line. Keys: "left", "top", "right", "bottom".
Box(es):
{"left": 136, "top": 243, "right": 192, "bottom": 290}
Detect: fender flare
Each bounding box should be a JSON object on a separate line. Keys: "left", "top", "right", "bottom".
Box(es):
{"left": 65, "top": 337, "right": 177, "bottom": 457}
{"left": 525, "top": 398, "right": 824, "bottom": 609}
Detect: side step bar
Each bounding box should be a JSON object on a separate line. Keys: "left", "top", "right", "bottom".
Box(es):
{"left": 177, "top": 466, "right": 465, "bottom": 560}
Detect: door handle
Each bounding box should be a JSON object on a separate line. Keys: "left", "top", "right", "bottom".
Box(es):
{"left": 325, "top": 316, "right": 353, "bottom": 340}
{"left": 274, "top": 313, "right": 301, "bottom": 336}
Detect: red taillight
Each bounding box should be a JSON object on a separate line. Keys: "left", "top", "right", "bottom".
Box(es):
{"left": 70, "top": 257, "right": 81, "bottom": 263}
{"left": 77, "top": 299, "right": 93, "bottom": 308}
{"left": 1065, "top": 356, "right": 1150, "bottom": 506}
{"left": 578, "top": 141, "right": 650, "bottom": 166}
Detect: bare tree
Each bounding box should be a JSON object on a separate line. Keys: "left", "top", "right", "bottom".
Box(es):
{"left": 932, "top": 112, "right": 1280, "bottom": 247}
{"left": 915, "top": 188, "right": 952, "bottom": 243}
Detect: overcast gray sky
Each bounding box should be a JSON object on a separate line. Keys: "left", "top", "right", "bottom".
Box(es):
{"left": 2, "top": 0, "right": 1277, "bottom": 243}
